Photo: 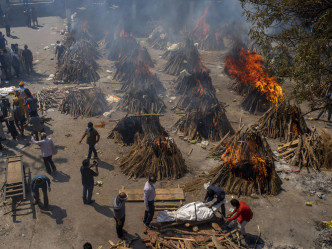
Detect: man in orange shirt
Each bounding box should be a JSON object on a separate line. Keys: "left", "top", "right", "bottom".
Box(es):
{"left": 226, "top": 199, "right": 253, "bottom": 235}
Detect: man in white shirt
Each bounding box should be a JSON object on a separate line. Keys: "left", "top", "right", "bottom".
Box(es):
{"left": 143, "top": 176, "right": 157, "bottom": 229}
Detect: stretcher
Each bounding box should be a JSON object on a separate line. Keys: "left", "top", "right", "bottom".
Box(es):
{"left": 3, "top": 155, "right": 30, "bottom": 201}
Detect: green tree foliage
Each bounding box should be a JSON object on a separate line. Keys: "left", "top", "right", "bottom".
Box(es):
{"left": 240, "top": 0, "right": 332, "bottom": 107}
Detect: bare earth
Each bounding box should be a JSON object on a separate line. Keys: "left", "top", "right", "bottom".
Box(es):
{"left": 0, "top": 16, "right": 331, "bottom": 249}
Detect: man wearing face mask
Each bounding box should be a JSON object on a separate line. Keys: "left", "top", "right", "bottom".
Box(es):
{"left": 80, "top": 122, "right": 100, "bottom": 160}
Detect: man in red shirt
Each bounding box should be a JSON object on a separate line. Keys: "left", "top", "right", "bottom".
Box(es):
{"left": 226, "top": 199, "right": 253, "bottom": 235}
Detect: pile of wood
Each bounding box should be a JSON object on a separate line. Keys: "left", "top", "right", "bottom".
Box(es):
{"left": 37, "top": 87, "right": 67, "bottom": 110}
{"left": 256, "top": 101, "right": 310, "bottom": 142}
{"left": 113, "top": 47, "right": 154, "bottom": 82}
{"left": 185, "top": 128, "right": 282, "bottom": 195}
{"left": 59, "top": 87, "right": 108, "bottom": 118}
{"left": 163, "top": 39, "right": 202, "bottom": 76}
{"left": 144, "top": 222, "right": 246, "bottom": 249}
{"left": 108, "top": 115, "right": 167, "bottom": 145}
{"left": 192, "top": 27, "right": 225, "bottom": 51}
{"left": 241, "top": 87, "right": 271, "bottom": 114}
{"left": 119, "top": 135, "right": 187, "bottom": 180}
{"left": 118, "top": 87, "right": 166, "bottom": 114}
{"left": 147, "top": 26, "right": 179, "bottom": 50}
{"left": 277, "top": 129, "right": 332, "bottom": 171}
{"left": 55, "top": 40, "right": 100, "bottom": 83}
{"left": 175, "top": 104, "right": 234, "bottom": 141}
{"left": 108, "top": 30, "right": 140, "bottom": 61}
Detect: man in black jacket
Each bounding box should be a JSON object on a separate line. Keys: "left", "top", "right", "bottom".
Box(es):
{"left": 80, "top": 159, "right": 98, "bottom": 204}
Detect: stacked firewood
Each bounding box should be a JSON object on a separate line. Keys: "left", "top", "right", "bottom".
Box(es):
{"left": 185, "top": 128, "right": 282, "bottom": 195}
{"left": 59, "top": 87, "right": 108, "bottom": 118}
{"left": 37, "top": 87, "right": 67, "bottom": 110}
{"left": 163, "top": 39, "right": 202, "bottom": 76}
{"left": 277, "top": 129, "right": 332, "bottom": 171}
{"left": 147, "top": 26, "right": 180, "bottom": 50}
{"left": 119, "top": 135, "right": 187, "bottom": 179}
{"left": 108, "top": 30, "right": 140, "bottom": 61}
{"left": 109, "top": 115, "right": 166, "bottom": 145}
{"left": 241, "top": 87, "right": 271, "bottom": 114}
{"left": 192, "top": 27, "right": 225, "bottom": 51}
{"left": 175, "top": 104, "right": 234, "bottom": 141}
{"left": 256, "top": 101, "right": 310, "bottom": 142}
{"left": 55, "top": 40, "right": 100, "bottom": 83}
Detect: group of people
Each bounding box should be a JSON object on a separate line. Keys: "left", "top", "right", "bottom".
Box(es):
{"left": 0, "top": 37, "right": 34, "bottom": 80}
{"left": 23, "top": 6, "right": 38, "bottom": 28}
{"left": 0, "top": 81, "right": 43, "bottom": 148}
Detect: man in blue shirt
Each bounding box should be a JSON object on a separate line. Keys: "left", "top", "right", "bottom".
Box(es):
{"left": 203, "top": 185, "right": 226, "bottom": 217}
{"left": 31, "top": 174, "right": 51, "bottom": 209}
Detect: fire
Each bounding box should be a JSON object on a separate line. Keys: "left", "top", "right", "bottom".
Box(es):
{"left": 292, "top": 123, "right": 298, "bottom": 135}
{"left": 119, "top": 28, "right": 133, "bottom": 38}
{"left": 193, "top": 57, "right": 208, "bottom": 74}
{"left": 195, "top": 78, "right": 206, "bottom": 96}
{"left": 225, "top": 47, "right": 283, "bottom": 104}
{"left": 192, "top": 5, "right": 210, "bottom": 40}
{"left": 134, "top": 61, "right": 154, "bottom": 76}
{"left": 81, "top": 21, "right": 88, "bottom": 33}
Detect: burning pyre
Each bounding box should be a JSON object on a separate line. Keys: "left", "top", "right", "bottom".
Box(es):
{"left": 108, "top": 28, "right": 140, "bottom": 61}
{"left": 59, "top": 87, "right": 108, "bottom": 118}
{"left": 185, "top": 129, "right": 282, "bottom": 195}
{"left": 147, "top": 26, "right": 180, "bottom": 50}
{"left": 190, "top": 5, "right": 225, "bottom": 51}
{"left": 55, "top": 40, "right": 100, "bottom": 83}
{"left": 256, "top": 101, "right": 310, "bottom": 142}
{"left": 225, "top": 46, "right": 283, "bottom": 114}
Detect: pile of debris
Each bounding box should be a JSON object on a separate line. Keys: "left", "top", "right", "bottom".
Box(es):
{"left": 55, "top": 40, "right": 100, "bottom": 83}
{"left": 59, "top": 87, "right": 108, "bottom": 118}
{"left": 185, "top": 128, "right": 282, "bottom": 195}
{"left": 108, "top": 29, "right": 140, "bottom": 61}
{"left": 109, "top": 115, "right": 166, "bottom": 145}
{"left": 256, "top": 101, "right": 310, "bottom": 142}
{"left": 190, "top": 5, "right": 225, "bottom": 50}
{"left": 277, "top": 128, "right": 332, "bottom": 171}
{"left": 163, "top": 39, "right": 202, "bottom": 76}
{"left": 120, "top": 134, "right": 187, "bottom": 180}
{"left": 225, "top": 45, "right": 283, "bottom": 114}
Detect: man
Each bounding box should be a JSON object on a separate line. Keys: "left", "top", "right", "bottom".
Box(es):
{"left": 13, "top": 90, "right": 26, "bottom": 116}
{"left": 226, "top": 199, "right": 253, "bottom": 235}
{"left": 22, "top": 45, "right": 33, "bottom": 74}
{"left": 31, "top": 7, "right": 38, "bottom": 27}
{"left": 24, "top": 88, "right": 38, "bottom": 116}
{"left": 11, "top": 48, "right": 20, "bottom": 78}
{"left": 17, "top": 81, "right": 26, "bottom": 98}
{"left": 79, "top": 122, "right": 100, "bottom": 160}
{"left": 13, "top": 101, "right": 25, "bottom": 136}
{"left": 203, "top": 185, "right": 226, "bottom": 217}
{"left": 143, "top": 176, "right": 157, "bottom": 228}
{"left": 0, "top": 32, "right": 7, "bottom": 50}
{"left": 23, "top": 7, "right": 31, "bottom": 28}
{"left": 80, "top": 159, "right": 98, "bottom": 204}
{"left": 113, "top": 192, "right": 128, "bottom": 239}
{"left": 3, "top": 14, "right": 10, "bottom": 37}
{"left": 31, "top": 174, "right": 51, "bottom": 209}
{"left": 55, "top": 41, "right": 65, "bottom": 66}
{"left": 5, "top": 102, "right": 18, "bottom": 139}
{"left": 31, "top": 133, "right": 56, "bottom": 174}
{"left": 29, "top": 113, "right": 43, "bottom": 141}
{"left": 316, "top": 93, "right": 332, "bottom": 122}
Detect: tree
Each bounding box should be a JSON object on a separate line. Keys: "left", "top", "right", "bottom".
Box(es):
{"left": 240, "top": 0, "right": 332, "bottom": 108}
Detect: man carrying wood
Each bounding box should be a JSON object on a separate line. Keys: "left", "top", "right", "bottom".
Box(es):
{"left": 80, "top": 122, "right": 100, "bottom": 161}
{"left": 113, "top": 192, "right": 128, "bottom": 240}
{"left": 80, "top": 159, "right": 98, "bottom": 204}
{"left": 31, "top": 174, "right": 51, "bottom": 209}
{"left": 226, "top": 199, "right": 253, "bottom": 235}
{"left": 143, "top": 176, "right": 157, "bottom": 229}
{"left": 203, "top": 185, "right": 226, "bottom": 217}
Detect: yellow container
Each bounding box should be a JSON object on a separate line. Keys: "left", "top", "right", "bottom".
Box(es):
{"left": 305, "top": 201, "right": 312, "bottom": 206}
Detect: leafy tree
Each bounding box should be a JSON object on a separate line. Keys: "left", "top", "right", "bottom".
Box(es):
{"left": 240, "top": 0, "right": 332, "bottom": 108}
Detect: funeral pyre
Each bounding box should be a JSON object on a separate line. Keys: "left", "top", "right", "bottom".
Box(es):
{"left": 147, "top": 26, "right": 180, "bottom": 50}
{"left": 185, "top": 128, "right": 282, "bottom": 195}
{"left": 109, "top": 115, "right": 166, "bottom": 145}
{"left": 256, "top": 101, "right": 310, "bottom": 142}
{"left": 277, "top": 128, "right": 332, "bottom": 171}
{"left": 108, "top": 28, "right": 140, "bottom": 61}
{"left": 225, "top": 46, "right": 283, "bottom": 114}
{"left": 115, "top": 115, "right": 186, "bottom": 179}
{"left": 163, "top": 39, "right": 202, "bottom": 76}
{"left": 190, "top": 5, "right": 225, "bottom": 50}
{"left": 59, "top": 87, "right": 108, "bottom": 118}
{"left": 55, "top": 40, "right": 100, "bottom": 84}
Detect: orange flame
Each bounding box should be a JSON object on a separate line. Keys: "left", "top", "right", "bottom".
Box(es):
{"left": 195, "top": 78, "right": 206, "bottom": 96}
{"left": 192, "top": 5, "right": 210, "bottom": 40}
{"left": 134, "top": 50, "right": 154, "bottom": 76}
{"left": 225, "top": 47, "right": 283, "bottom": 104}
{"left": 292, "top": 123, "right": 298, "bottom": 135}
{"left": 119, "top": 28, "right": 134, "bottom": 38}
{"left": 81, "top": 21, "right": 88, "bottom": 33}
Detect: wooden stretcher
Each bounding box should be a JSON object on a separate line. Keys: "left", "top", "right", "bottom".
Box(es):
{"left": 3, "top": 155, "right": 30, "bottom": 202}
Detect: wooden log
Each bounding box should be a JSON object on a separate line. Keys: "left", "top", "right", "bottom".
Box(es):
{"left": 212, "top": 235, "right": 224, "bottom": 249}
{"left": 207, "top": 229, "right": 238, "bottom": 246}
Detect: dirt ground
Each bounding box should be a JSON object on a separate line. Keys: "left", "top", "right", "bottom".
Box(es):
{"left": 0, "top": 16, "right": 331, "bottom": 249}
